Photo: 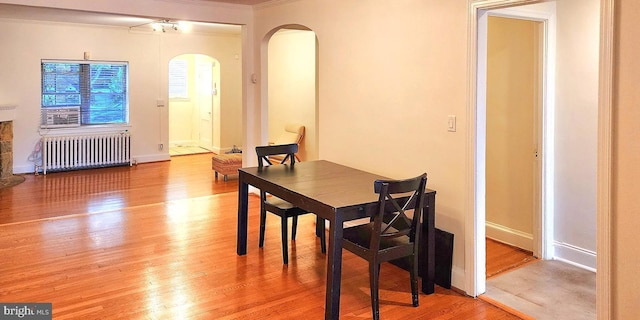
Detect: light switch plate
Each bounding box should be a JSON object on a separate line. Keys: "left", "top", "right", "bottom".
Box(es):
{"left": 448, "top": 115, "right": 456, "bottom": 132}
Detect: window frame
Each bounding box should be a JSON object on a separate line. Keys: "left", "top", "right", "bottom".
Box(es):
{"left": 41, "top": 59, "right": 130, "bottom": 128}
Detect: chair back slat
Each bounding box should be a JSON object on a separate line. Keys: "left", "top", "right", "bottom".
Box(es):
{"left": 372, "top": 173, "right": 427, "bottom": 247}
{"left": 256, "top": 143, "right": 298, "bottom": 168}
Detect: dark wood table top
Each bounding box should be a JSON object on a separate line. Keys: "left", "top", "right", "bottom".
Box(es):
{"left": 240, "top": 160, "right": 380, "bottom": 206}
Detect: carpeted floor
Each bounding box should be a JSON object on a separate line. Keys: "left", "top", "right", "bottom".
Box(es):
{"left": 484, "top": 260, "right": 595, "bottom": 319}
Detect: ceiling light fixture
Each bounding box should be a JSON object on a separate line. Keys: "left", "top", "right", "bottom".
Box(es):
{"left": 131, "top": 19, "right": 182, "bottom": 33}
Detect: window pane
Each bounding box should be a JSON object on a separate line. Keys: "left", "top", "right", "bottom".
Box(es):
{"left": 42, "top": 63, "right": 81, "bottom": 107}
{"left": 90, "top": 93, "right": 126, "bottom": 123}
{"left": 41, "top": 61, "right": 128, "bottom": 127}
{"left": 169, "top": 59, "right": 188, "bottom": 98}
{"left": 87, "top": 64, "right": 128, "bottom": 124}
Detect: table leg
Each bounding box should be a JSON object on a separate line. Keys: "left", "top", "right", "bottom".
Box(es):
{"left": 421, "top": 193, "right": 436, "bottom": 294}
{"left": 237, "top": 179, "right": 249, "bottom": 256}
{"left": 325, "top": 218, "right": 343, "bottom": 320}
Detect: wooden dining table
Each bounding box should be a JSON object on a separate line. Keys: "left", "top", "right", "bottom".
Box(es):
{"left": 236, "top": 160, "right": 436, "bottom": 320}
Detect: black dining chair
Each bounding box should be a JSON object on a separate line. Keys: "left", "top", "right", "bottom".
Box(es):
{"left": 342, "top": 173, "right": 428, "bottom": 320}
{"left": 256, "top": 143, "right": 326, "bottom": 264}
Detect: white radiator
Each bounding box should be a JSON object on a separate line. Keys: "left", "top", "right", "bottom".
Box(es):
{"left": 41, "top": 132, "right": 131, "bottom": 174}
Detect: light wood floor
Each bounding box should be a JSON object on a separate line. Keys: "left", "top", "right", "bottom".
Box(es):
{"left": 0, "top": 154, "right": 522, "bottom": 319}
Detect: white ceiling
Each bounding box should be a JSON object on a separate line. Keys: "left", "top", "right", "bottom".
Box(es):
{"left": 0, "top": 3, "right": 251, "bottom": 34}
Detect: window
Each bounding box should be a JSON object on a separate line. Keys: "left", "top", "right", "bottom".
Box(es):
{"left": 41, "top": 60, "right": 129, "bottom": 126}
{"left": 168, "top": 59, "right": 188, "bottom": 99}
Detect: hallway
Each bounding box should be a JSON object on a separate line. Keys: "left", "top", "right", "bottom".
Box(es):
{"left": 484, "top": 239, "right": 596, "bottom": 319}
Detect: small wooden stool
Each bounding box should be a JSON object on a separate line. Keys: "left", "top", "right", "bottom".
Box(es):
{"left": 211, "top": 153, "right": 242, "bottom": 182}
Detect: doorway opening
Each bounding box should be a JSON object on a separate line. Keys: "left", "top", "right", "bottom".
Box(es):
{"left": 168, "top": 54, "right": 220, "bottom": 156}
{"left": 473, "top": 3, "right": 556, "bottom": 296}
{"left": 467, "top": 0, "right": 608, "bottom": 317}
{"left": 484, "top": 13, "right": 543, "bottom": 281}
{"left": 263, "top": 26, "right": 319, "bottom": 161}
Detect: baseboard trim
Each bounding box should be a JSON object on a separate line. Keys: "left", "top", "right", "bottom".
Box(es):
{"left": 134, "top": 154, "right": 170, "bottom": 164}
{"left": 553, "top": 241, "right": 596, "bottom": 271}
{"left": 486, "top": 221, "right": 533, "bottom": 251}
{"left": 450, "top": 265, "right": 465, "bottom": 291}
{"left": 14, "top": 165, "right": 37, "bottom": 174}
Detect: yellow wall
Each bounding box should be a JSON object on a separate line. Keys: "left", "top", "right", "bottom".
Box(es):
{"left": 486, "top": 16, "right": 538, "bottom": 248}
{"left": 267, "top": 29, "right": 317, "bottom": 160}
{"left": 168, "top": 54, "right": 225, "bottom": 152}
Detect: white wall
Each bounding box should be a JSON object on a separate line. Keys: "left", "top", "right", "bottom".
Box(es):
{"left": 267, "top": 29, "right": 317, "bottom": 161}
{"left": 0, "top": 17, "right": 243, "bottom": 172}
{"left": 554, "top": 0, "right": 599, "bottom": 268}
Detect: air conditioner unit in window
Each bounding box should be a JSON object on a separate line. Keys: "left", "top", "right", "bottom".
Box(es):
{"left": 41, "top": 107, "right": 81, "bottom": 128}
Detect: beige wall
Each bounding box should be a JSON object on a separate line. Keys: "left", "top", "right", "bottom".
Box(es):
{"left": 253, "top": 1, "right": 470, "bottom": 285}
{"left": 252, "top": 0, "right": 601, "bottom": 292}
{"left": 0, "top": 17, "right": 242, "bottom": 170}
{"left": 485, "top": 16, "right": 538, "bottom": 249}
{"left": 267, "top": 29, "right": 317, "bottom": 161}
{"left": 614, "top": 1, "right": 640, "bottom": 317}
{"left": 1, "top": 0, "right": 638, "bottom": 317}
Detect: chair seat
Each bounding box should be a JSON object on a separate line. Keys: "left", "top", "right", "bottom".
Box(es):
{"left": 264, "top": 197, "right": 311, "bottom": 219}
{"left": 343, "top": 223, "right": 414, "bottom": 255}
{"left": 264, "top": 196, "right": 306, "bottom": 213}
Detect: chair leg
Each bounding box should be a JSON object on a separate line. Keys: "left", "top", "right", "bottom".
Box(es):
{"left": 317, "top": 217, "right": 326, "bottom": 254}
{"left": 411, "top": 254, "right": 419, "bottom": 307}
{"left": 291, "top": 215, "right": 298, "bottom": 240}
{"left": 281, "top": 216, "right": 289, "bottom": 264}
{"left": 369, "top": 262, "right": 381, "bottom": 320}
{"left": 259, "top": 206, "right": 267, "bottom": 248}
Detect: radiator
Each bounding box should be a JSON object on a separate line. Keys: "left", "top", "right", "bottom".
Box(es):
{"left": 41, "top": 132, "right": 131, "bottom": 174}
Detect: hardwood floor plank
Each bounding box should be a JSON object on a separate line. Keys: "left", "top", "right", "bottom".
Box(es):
{"left": 0, "top": 154, "right": 522, "bottom": 319}
{"left": 485, "top": 238, "right": 537, "bottom": 279}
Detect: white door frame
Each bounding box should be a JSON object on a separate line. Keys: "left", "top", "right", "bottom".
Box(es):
{"left": 484, "top": 6, "right": 554, "bottom": 259}
{"left": 467, "top": 0, "right": 555, "bottom": 297}
{"left": 465, "top": 1, "right": 613, "bottom": 319}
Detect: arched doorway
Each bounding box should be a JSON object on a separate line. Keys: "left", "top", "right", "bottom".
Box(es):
{"left": 168, "top": 54, "right": 221, "bottom": 156}
{"left": 264, "top": 26, "right": 318, "bottom": 161}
